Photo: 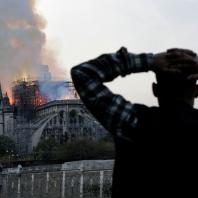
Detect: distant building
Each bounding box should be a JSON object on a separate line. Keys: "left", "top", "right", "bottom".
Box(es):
{"left": 31, "top": 99, "right": 107, "bottom": 151}
{"left": 12, "top": 80, "right": 78, "bottom": 117}
{"left": 0, "top": 78, "right": 107, "bottom": 154}
{"left": 0, "top": 85, "right": 107, "bottom": 154}
{"left": 0, "top": 84, "right": 14, "bottom": 137}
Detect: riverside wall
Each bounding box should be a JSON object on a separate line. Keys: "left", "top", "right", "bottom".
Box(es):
{"left": 0, "top": 160, "right": 113, "bottom": 198}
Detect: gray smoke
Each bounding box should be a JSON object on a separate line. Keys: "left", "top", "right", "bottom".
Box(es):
{"left": 0, "top": 0, "right": 46, "bottom": 93}
{"left": 39, "top": 81, "right": 70, "bottom": 101}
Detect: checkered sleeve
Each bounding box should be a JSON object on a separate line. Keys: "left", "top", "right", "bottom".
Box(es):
{"left": 71, "top": 47, "right": 154, "bottom": 135}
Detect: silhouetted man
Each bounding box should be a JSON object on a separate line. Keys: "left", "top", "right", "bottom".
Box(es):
{"left": 71, "top": 47, "right": 198, "bottom": 197}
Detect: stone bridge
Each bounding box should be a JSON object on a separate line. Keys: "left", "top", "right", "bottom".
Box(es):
{"left": 0, "top": 160, "right": 113, "bottom": 198}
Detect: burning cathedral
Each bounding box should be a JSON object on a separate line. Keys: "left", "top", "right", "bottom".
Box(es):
{"left": 0, "top": 65, "right": 107, "bottom": 154}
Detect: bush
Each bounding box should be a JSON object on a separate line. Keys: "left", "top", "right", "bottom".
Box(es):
{"left": 35, "top": 138, "right": 60, "bottom": 160}
{"left": 0, "top": 135, "right": 16, "bottom": 157}
{"left": 58, "top": 138, "right": 115, "bottom": 161}
{"left": 35, "top": 137, "right": 115, "bottom": 161}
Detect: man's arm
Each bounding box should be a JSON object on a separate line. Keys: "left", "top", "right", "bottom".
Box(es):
{"left": 71, "top": 47, "right": 153, "bottom": 136}
{"left": 71, "top": 47, "right": 197, "bottom": 136}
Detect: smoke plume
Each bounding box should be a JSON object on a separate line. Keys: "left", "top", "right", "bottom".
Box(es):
{"left": 0, "top": 0, "right": 62, "bottom": 97}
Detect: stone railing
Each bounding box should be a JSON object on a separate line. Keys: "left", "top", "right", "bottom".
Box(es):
{"left": 0, "top": 160, "right": 114, "bottom": 198}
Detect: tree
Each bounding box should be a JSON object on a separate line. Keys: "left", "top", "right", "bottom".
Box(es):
{"left": 35, "top": 138, "right": 60, "bottom": 160}
{"left": 35, "top": 136, "right": 115, "bottom": 161}
{"left": 0, "top": 135, "right": 16, "bottom": 157}
{"left": 58, "top": 139, "right": 97, "bottom": 161}
{"left": 95, "top": 139, "right": 115, "bottom": 159}
{"left": 58, "top": 138, "right": 115, "bottom": 161}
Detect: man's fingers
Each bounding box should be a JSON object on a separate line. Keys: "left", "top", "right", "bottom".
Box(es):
{"left": 167, "top": 48, "right": 197, "bottom": 57}
{"left": 163, "top": 68, "right": 183, "bottom": 74}
{"left": 170, "top": 58, "right": 196, "bottom": 65}
{"left": 169, "top": 63, "right": 198, "bottom": 75}
{"left": 166, "top": 52, "right": 186, "bottom": 59}
{"left": 167, "top": 53, "right": 197, "bottom": 65}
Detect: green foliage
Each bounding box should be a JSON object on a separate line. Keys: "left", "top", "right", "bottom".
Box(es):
{"left": 58, "top": 138, "right": 115, "bottom": 161}
{"left": 95, "top": 140, "right": 115, "bottom": 159}
{"left": 35, "top": 138, "right": 60, "bottom": 160}
{"left": 0, "top": 135, "right": 16, "bottom": 157}
{"left": 100, "top": 133, "right": 114, "bottom": 143}
{"left": 35, "top": 136, "right": 115, "bottom": 161}
{"left": 58, "top": 139, "right": 97, "bottom": 161}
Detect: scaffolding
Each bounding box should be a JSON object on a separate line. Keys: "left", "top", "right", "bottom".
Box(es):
{"left": 12, "top": 80, "right": 78, "bottom": 120}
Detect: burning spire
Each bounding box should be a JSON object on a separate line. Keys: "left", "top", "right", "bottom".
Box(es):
{"left": 0, "top": 0, "right": 53, "bottom": 95}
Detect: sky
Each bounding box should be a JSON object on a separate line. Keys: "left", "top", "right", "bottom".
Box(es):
{"left": 37, "top": 0, "right": 198, "bottom": 106}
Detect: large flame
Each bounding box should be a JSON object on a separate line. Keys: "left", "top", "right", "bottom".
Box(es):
{"left": 34, "top": 89, "right": 48, "bottom": 106}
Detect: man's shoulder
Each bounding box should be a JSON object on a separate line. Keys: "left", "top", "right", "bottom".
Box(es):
{"left": 133, "top": 103, "right": 160, "bottom": 125}
{"left": 134, "top": 103, "right": 198, "bottom": 114}
{"left": 133, "top": 103, "right": 159, "bottom": 114}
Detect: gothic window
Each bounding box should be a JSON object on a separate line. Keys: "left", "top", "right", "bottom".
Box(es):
{"left": 54, "top": 116, "right": 57, "bottom": 125}
{"left": 69, "top": 109, "right": 77, "bottom": 117}
{"left": 69, "top": 109, "right": 78, "bottom": 125}
{"left": 71, "top": 134, "right": 76, "bottom": 138}
{"left": 79, "top": 115, "right": 84, "bottom": 124}
{"left": 83, "top": 127, "right": 88, "bottom": 136}
{"left": 59, "top": 111, "right": 64, "bottom": 118}
{"left": 88, "top": 128, "right": 92, "bottom": 136}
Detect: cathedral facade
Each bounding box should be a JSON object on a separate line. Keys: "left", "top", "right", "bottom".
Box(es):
{"left": 0, "top": 85, "right": 14, "bottom": 137}
{"left": 0, "top": 84, "right": 107, "bottom": 154}
{"left": 29, "top": 99, "right": 107, "bottom": 152}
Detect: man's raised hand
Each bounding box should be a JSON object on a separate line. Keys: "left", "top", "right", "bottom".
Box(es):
{"left": 151, "top": 48, "right": 198, "bottom": 79}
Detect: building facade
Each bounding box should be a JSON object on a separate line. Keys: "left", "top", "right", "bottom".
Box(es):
{"left": 0, "top": 85, "right": 14, "bottom": 137}
{"left": 31, "top": 99, "right": 107, "bottom": 151}
{"left": 0, "top": 82, "right": 108, "bottom": 154}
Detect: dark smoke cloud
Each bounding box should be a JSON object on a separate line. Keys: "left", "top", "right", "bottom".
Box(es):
{"left": 0, "top": 0, "right": 46, "bottom": 92}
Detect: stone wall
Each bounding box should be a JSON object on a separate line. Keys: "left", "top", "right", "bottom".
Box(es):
{"left": 0, "top": 160, "right": 113, "bottom": 198}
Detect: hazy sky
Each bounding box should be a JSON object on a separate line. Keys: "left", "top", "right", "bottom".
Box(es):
{"left": 37, "top": 0, "right": 198, "bottom": 106}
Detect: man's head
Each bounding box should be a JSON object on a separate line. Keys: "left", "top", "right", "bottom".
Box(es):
{"left": 152, "top": 72, "right": 198, "bottom": 107}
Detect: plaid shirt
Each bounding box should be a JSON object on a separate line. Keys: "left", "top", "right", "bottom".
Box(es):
{"left": 71, "top": 47, "right": 153, "bottom": 137}
{"left": 71, "top": 48, "right": 198, "bottom": 197}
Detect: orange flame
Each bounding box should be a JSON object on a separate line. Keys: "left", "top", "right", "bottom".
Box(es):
{"left": 5, "top": 90, "right": 14, "bottom": 105}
